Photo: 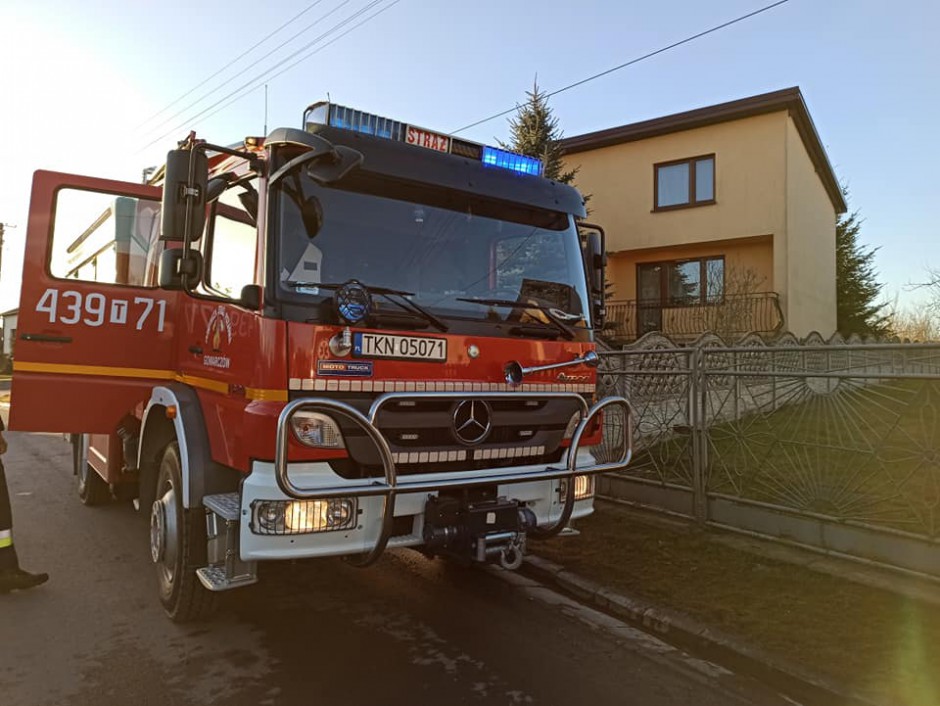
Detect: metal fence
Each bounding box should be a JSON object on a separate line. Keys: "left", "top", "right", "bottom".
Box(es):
{"left": 595, "top": 331, "right": 940, "bottom": 581}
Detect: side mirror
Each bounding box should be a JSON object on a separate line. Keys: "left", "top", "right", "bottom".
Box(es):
{"left": 160, "top": 149, "right": 208, "bottom": 242}
{"left": 240, "top": 284, "right": 262, "bottom": 311}
{"left": 580, "top": 223, "right": 607, "bottom": 328}
{"left": 301, "top": 195, "right": 323, "bottom": 238}
{"left": 158, "top": 248, "right": 204, "bottom": 290}
{"left": 206, "top": 175, "right": 232, "bottom": 203}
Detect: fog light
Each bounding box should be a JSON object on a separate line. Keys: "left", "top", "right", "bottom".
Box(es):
{"left": 252, "top": 498, "right": 357, "bottom": 535}
{"left": 560, "top": 475, "right": 595, "bottom": 502}
{"left": 257, "top": 502, "right": 284, "bottom": 531}
{"left": 290, "top": 411, "right": 345, "bottom": 448}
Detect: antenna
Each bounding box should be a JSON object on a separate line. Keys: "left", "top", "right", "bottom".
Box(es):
{"left": 264, "top": 84, "right": 269, "bottom": 136}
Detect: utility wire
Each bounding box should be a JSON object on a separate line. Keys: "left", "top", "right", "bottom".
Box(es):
{"left": 139, "top": 0, "right": 396, "bottom": 153}
{"left": 137, "top": 0, "right": 330, "bottom": 129}
{"left": 140, "top": 0, "right": 353, "bottom": 142}
{"left": 189, "top": 0, "right": 402, "bottom": 131}
{"left": 452, "top": 0, "right": 790, "bottom": 134}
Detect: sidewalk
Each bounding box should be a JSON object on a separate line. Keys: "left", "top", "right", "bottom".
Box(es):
{"left": 529, "top": 498, "right": 939, "bottom": 706}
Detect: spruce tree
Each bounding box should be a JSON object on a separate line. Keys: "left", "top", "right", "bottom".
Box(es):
{"left": 836, "top": 198, "right": 889, "bottom": 337}
{"left": 501, "top": 80, "right": 578, "bottom": 184}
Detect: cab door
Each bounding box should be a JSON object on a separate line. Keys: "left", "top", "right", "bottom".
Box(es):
{"left": 10, "top": 171, "right": 178, "bottom": 433}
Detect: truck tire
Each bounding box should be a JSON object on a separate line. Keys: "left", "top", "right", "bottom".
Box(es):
{"left": 150, "top": 442, "right": 216, "bottom": 622}
{"left": 74, "top": 435, "right": 110, "bottom": 506}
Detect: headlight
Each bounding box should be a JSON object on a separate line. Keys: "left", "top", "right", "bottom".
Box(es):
{"left": 290, "top": 411, "right": 345, "bottom": 448}
{"left": 563, "top": 411, "right": 582, "bottom": 440}
{"left": 252, "top": 498, "right": 358, "bottom": 535}
{"left": 560, "top": 474, "right": 595, "bottom": 502}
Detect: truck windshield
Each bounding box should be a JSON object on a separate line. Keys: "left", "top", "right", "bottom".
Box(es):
{"left": 275, "top": 173, "right": 591, "bottom": 332}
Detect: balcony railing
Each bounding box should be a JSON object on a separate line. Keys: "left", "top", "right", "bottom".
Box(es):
{"left": 604, "top": 292, "right": 784, "bottom": 343}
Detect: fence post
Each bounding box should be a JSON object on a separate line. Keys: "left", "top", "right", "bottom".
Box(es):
{"left": 691, "top": 347, "right": 708, "bottom": 522}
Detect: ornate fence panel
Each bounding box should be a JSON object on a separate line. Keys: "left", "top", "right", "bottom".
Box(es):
{"left": 596, "top": 335, "right": 699, "bottom": 518}
{"left": 596, "top": 333, "right": 940, "bottom": 580}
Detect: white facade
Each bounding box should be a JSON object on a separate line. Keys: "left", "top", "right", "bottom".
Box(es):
{"left": 1, "top": 310, "right": 17, "bottom": 357}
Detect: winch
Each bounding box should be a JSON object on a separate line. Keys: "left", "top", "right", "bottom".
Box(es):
{"left": 422, "top": 491, "right": 538, "bottom": 570}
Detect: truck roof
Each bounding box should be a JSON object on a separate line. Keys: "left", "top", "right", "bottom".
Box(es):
{"left": 305, "top": 123, "right": 587, "bottom": 220}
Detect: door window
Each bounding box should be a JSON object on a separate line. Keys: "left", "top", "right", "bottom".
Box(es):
{"left": 202, "top": 184, "right": 258, "bottom": 298}
{"left": 49, "top": 189, "right": 163, "bottom": 287}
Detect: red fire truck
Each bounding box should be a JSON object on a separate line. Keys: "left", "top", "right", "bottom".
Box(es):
{"left": 10, "top": 102, "right": 631, "bottom": 621}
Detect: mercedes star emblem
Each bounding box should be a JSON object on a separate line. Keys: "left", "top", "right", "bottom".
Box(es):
{"left": 452, "top": 399, "right": 492, "bottom": 445}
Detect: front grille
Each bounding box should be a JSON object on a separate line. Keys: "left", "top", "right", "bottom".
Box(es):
{"left": 325, "top": 394, "right": 583, "bottom": 479}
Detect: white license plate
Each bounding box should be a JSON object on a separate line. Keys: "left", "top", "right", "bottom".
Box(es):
{"left": 353, "top": 332, "right": 447, "bottom": 362}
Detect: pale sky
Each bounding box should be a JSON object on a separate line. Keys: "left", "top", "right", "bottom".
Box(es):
{"left": 1, "top": 0, "right": 938, "bottom": 314}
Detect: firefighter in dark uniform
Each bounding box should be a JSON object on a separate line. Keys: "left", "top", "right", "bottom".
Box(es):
{"left": 0, "top": 416, "right": 48, "bottom": 593}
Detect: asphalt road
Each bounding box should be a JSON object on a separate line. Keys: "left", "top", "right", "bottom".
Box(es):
{"left": 0, "top": 420, "right": 794, "bottom": 706}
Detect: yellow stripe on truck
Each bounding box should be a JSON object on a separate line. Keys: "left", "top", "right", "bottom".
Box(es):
{"left": 13, "top": 360, "right": 176, "bottom": 380}
{"left": 13, "top": 361, "right": 287, "bottom": 402}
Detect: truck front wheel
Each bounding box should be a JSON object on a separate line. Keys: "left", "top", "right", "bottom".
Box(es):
{"left": 150, "top": 441, "right": 216, "bottom": 622}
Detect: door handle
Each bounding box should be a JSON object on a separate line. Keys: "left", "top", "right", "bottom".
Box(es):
{"left": 20, "top": 333, "right": 73, "bottom": 344}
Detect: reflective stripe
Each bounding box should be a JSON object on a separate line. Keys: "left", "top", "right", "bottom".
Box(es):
{"left": 0, "top": 529, "right": 12, "bottom": 549}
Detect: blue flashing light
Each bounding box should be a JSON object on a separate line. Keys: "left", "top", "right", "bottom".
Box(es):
{"left": 327, "top": 104, "right": 405, "bottom": 141}
{"left": 306, "top": 102, "right": 545, "bottom": 177}
{"left": 481, "top": 146, "right": 543, "bottom": 176}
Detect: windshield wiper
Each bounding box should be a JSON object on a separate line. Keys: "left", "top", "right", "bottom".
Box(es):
{"left": 287, "top": 281, "right": 448, "bottom": 332}
{"left": 456, "top": 297, "right": 580, "bottom": 340}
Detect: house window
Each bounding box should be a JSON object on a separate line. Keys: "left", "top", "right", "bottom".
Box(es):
{"left": 654, "top": 155, "right": 715, "bottom": 210}
{"left": 637, "top": 256, "right": 724, "bottom": 306}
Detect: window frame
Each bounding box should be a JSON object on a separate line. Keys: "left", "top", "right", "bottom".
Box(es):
{"left": 46, "top": 186, "right": 165, "bottom": 289}
{"left": 652, "top": 154, "right": 716, "bottom": 212}
{"left": 201, "top": 181, "right": 259, "bottom": 301}
{"left": 636, "top": 255, "right": 725, "bottom": 308}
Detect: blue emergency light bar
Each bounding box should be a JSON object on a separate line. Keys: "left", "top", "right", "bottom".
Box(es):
{"left": 481, "top": 146, "right": 543, "bottom": 176}
{"left": 303, "top": 102, "right": 543, "bottom": 177}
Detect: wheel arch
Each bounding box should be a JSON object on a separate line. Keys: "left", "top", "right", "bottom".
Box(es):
{"left": 139, "top": 384, "right": 212, "bottom": 509}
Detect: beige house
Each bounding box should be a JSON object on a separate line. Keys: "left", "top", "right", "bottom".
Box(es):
{"left": 561, "top": 87, "right": 846, "bottom": 342}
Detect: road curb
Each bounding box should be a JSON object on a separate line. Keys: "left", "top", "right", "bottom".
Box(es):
{"left": 523, "top": 554, "right": 886, "bottom": 706}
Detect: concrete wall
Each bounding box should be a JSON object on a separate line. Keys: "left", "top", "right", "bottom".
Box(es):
{"left": 783, "top": 116, "right": 838, "bottom": 336}
{"left": 563, "top": 112, "right": 788, "bottom": 254}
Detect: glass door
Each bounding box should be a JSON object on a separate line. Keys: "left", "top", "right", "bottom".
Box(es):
{"left": 637, "top": 264, "right": 663, "bottom": 336}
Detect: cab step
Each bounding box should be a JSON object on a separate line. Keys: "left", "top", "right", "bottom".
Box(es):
{"left": 199, "top": 492, "right": 257, "bottom": 592}
{"left": 203, "top": 492, "right": 240, "bottom": 521}
{"left": 196, "top": 565, "right": 257, "bottom": 592}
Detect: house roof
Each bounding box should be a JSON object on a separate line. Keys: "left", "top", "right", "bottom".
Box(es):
{"left": 0, "top": 309, "right": 17, "bottom": 318}
{"left": 560, "top": 87, "right": 847, "bottom": 213}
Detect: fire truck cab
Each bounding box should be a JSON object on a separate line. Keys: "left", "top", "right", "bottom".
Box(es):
{"left": 11, "top": 103, "right": 631, "bottom": 621}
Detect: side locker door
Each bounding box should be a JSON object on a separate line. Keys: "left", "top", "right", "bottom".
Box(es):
{"left": 10, "top": 171, "right": 178, "bottom": 433}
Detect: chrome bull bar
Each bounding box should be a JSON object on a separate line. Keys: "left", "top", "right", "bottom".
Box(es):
{"left": 274, "top": 392, "right": 633, "bottom": 567}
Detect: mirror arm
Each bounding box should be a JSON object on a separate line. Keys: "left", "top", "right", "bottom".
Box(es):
{"left": 268, "top": 148, "right": 336, "bottom": 187}
{"left": 200, "top": 142, "right": 263, "bottom": 172}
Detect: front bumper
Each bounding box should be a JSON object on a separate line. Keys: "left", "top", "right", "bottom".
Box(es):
{"left": 247, "top": 392, "right": 631, "bottom": 565}
{"left": 239, "top": 451, "right": 601, "bottom": 562}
